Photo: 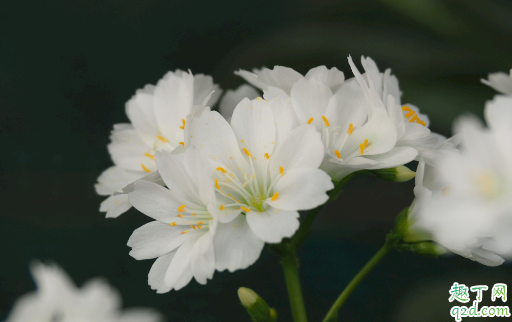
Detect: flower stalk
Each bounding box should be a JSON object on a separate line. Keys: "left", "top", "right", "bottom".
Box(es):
{"left": 280, "top": 252, "right": 308, "bottom": 322}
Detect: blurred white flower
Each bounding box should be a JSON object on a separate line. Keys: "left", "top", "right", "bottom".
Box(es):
{"left": 186, "top": 97, "right": 333, "bottom": 245}
{"left": 95, "top": 70, "right": 221, "bottom": 218}
{"left": 481, "top": 69, "right": 512, "bottom": 95}
{"left": 409, "top": 95, "right": 512, "bottom": 266}
{"left": 5, "top": 262, "right": 163, "bottom": 322}
{"left": 127, "top": 147, "right": 220, "bottom": 293}
{"left": 218, "top": 84, "right": 259, "bottom": 122}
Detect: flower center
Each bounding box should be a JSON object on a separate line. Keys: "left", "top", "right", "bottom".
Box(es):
{"left": 169, "top": 204, "right": 213, "bottom": 234}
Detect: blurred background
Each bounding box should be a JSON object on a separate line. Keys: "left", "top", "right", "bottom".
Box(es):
{"left": 1, "top": 0, "right": 512, "bottom": 321}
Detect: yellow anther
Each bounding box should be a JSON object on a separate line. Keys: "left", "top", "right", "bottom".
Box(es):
{"left": 402, "top": 106, "right": 411, "bottom": 112}
{"left": 279, "top": 166, "right": 284, "bottom": 176}
{"left": 157, "top": 135, "right": 168, "bottom": 142}
{"left": 322, "top": 115, "right": 330, "bottom": 126}
{"left": 409, "top": 114, "right": 418, "bottom": 123}
{"left": 359, "top": 139, "right": 369, "bottom": 155}
{"left": 177, "top": 214, "right": 184, "bottom": 218}
{"left": 405, "top": 111, "right": 415, "bottom": 118}
{"left": 307, "top": 117, "right": 314, "bottom": 124}
{"left": 442, "top": 186, "right": 451, "bottom": 196}
{"left": 179, "top": 142, "right": 184, "bottom": 146}
{"left": 197, "top": 225, "right": 202, "bottom": 229}
{"left": 169, "top": 222, "right": 177, "bottom": 226}
{"left": 197, "top": 221, "right": 204, "bottom": 225}
{"left": 241, "top": 139, "right": 244, "bottom": 143}
{"left": 215, "top": 178, "right": 220, "bottom": 190}
{"left": 219, "top": 205, "right": 225, "bottom": 210}
{"left": 271, "top": 192, "right": 279, "bottom": 201}
{"left": 243, "top": 148, "right": 252, "bottom": 157}
{"left": 264, "top": 153, "right": 269, "bottom": 159}
{"left": 141, "top": 164, "right": 151, "bottom": 173}
{"left": 191, "top": 225, "right": 196, "bottom": 229}
{"left": 179, "top": 119, "right": 186, "bottom": 130}
{"left": 334, "top": 150, "right": 341, "bottom": 159}
{"left": 191, "top": 213, "right": 197, "bottom": 216}
{"left": 181, "top": 230, "right": 189, "bottom": 234}
{"left": 216, "top": 167, "right": 227, "bottom": 173}
{"left": 144, "top": 153, "right": 155, "bottom": 160}
{"left": 347, "top": 123, "right": 353, "bottom": 135}
{"left": 240, "top": 206, "right": 251, "bottom": 213}
{"left": 178, "top": 205, "right": 186, "bottom": 212}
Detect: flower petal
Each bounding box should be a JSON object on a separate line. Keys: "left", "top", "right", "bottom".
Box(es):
{"left": 246, "top": 207, "right": 300, "bottom": 243}
{"left": 148, "top": 251, "right": 175, "bottom": 293}
{"left": 267, "top": 168, "right": 333, "bottom": 211}
{"left": 190, "top": 232, "right": 215, "bottom": 284}
{"left": 305, "top": 66, "right": 345, "bottom": 92}
{"left": 128, "top": 221, "right": 189, "bottom": 260}
{"left": 219, "top": 85, "right": 259, "bottom": 121}
{"left": 290, "top": 78, "right": 333, "bottom": 127}
{"left": 125, "top": 85, "right": 158, "bottom": 147}
{"left": 108, "top": 125, "right": 155, "bottom": 172}
{"left": 95, "top": 166, "right": 144, "bottom": 195}
{"left": 100, "top": 194, "right": 132, "bottom": 218}
{"left": 213, "top": 215, "right": 265, "bottom": 272}
{"left": 164, "top": 235, "right": 200, "bottom": 289}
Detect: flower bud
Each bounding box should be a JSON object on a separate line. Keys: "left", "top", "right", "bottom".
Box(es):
{"left": 238, "top": 287, "right": 277, "bottom": 322}
{"left": 372, "top": 166, "right": 416, "bottom": 182}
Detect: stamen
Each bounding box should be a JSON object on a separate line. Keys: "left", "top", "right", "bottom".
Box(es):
{"left": 243, "top": 148, "right": 252, "bottom": 157}
{"left": 240, "top": 206, "right": 251, "bottom": 213}
{"left": 408, "top": 114, "right": 418, "bottom": 123}
{"left": 264, "top": 153, "right": 269, "bottom": 159}
{"left": 307, "top": 117, "right": 314, "bottom": 124}
{"left": 191, "top": 225, "right": 196, "bottom": 229}
{"left": 216, "top": 167, "right": 227, "bottom": 173}
{"left": 177, "top": 214, "right": 184, "bottom": 218}
{"left": 144, "top": 153, "right": 155, "bottom": 160}
{"left": 141, "top": 164, "right": 151, "bottom": 173}
{"left": 215, "top": 179, "right": 220, "bottom": 190}
{"left": 191, "top": 213, "right": 197, "bottom": 216}
{"left": 359, "top": 139, "right": 369, "bottom": 155}
{"left": 157, "top": 135, "right": 168, "bottom": 143}
{"left": 322, "top": 115, "right": 330, "bottom": 127}
{"left": 219, "top": 205, "right": 225, "bottom": 210}
{"left": 179, "top": 119, "right": 186, "bottom": 130}
{"left": 334, "top": 150, "right": 341, "bottom": 159}
{"left": 271, "top": 192, "right": 279, "bottom": 201}
{"left": 181, "top": 230, "right": 189, "bottom": 234}
{"left": 179, "top": 142, "right": 185, "bottom": 146}
{"left": 169, "top": 222, "right": 177, "bottom": 226}
{"left": 347, "top": 123, "right": 353, "bottom": 135}
{"left": 279, "top": 166, "right": 284, "bottom": 176}
{"left": 178, "top": 205, "right": 186, "bottom": 212}
{"left": 197, "top": 221, "right": 204, "bottom": 225}
{"left": 197, "top": 225, "right": 202, "bottom": 229}
{"left": 442, "top": 186, "right": 450, "bottom": 196}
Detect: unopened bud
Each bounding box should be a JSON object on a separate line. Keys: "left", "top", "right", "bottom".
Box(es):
{"left": 238, "top": 287, "right": 277, "bottom": 322}
{"left": 372, "top": 166, "right": 416, "bottom": 182}
{"left": 410, "top": 241, "right": 446, "bottom": 257}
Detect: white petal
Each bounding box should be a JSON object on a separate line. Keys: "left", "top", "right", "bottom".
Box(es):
{"left": 128, "top": 180, "right": 198, "bottom": 223}
{"left": 95, "top": 166, "right": 144, "bottom": 195}
{"left": 128, "top": 221, "right": 189, "bottom": 260}
{"left": 218, "top": 85, "right": 259, "bottom": 121}
{"left": 213, "top": 215, "right": 265, "bottom": 272}
{"left": 236, "top": 66, "right": 303, "bottom": 93}
{"left": 125, "top": 85, "right": 158, "bottom": 147}
{"left": 164, "top": 235, "right": 200, "bottom": 289}
{"left": 190, "top": 232, "right": 215, "bottom": 284}
{"left": 234, "top": 70, "right": 269, "bottom": 91}
{"left": 155, "top": 151, "right": 203, "bottom": 205}
{"left": 100, "top": 194, "right": 132, "bottom": 218}
{"left": 485, "top": 95, "right": 512, "bottom": 133}
{"left": 305, "top": 66, "right": 345, "bottom": 92}
{"left": 470, "top": 248, "right": 505, "bottom": 267}
{"left": 246, "top": 207, "right": 300, "bottom": 243}
{"left": 265, "top": 90, "right": 299, "bottom": 145}
{"left": 290, "top": 78, "right": 333, "bottom": 127}
{"left": 187, "top": 110, "right": 250, "bottom": 177}
{"left": 482, "top": 71, "right": 512, "bottom": 95}
{"left": 108, "top": 125, "right": 155, "bottom": 172}
{"left": 182, "top": 147, "right": 216, "bottom": 205}
{"left": 148, "top": 251, "right": 175, "bottom": 293}
{"left": 193, "top": 73, "right": 222, "bottom": 106}
{"left": 209, "top": 195, "right": 242, "bottom": 223}
{"left": 382, "top": 69, "right": 401, "bottom": 106}
{"left": 267, "top": 168, "right": 333, "bottom": 211}
{"left": 269, "top": 125, "right": 324, "bottom": 177}
{"left": 231, "top": 97, "right": 276, "bottom": 177}
{"left": 364, "top": 146, "right": 418, "bottom": 169}
{"left": 153, "top": 71, "right": 193, "bottom": 145}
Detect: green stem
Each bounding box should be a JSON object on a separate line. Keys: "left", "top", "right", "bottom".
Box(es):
{"left": 321, "top": 243, "right": 392, "bottom": 322}
{"left": 281, "top": 253, "right": 308, "bottom": 322}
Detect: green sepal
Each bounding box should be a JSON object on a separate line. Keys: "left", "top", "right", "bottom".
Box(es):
{"left": 238, "top": 287, "right": 278, "bottom": 322}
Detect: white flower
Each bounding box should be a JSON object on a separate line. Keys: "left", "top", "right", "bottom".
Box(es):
{"left": 95, "top": 70, "right": 221, "bottom": 218}
{"left": 5, "top": 262, "right": 163, "bottom": 322}
{"left": 127, "top": 147, "right": 220, "bottom": 293}
{"left": 409, "top": 95, "right": 512, "bottom": 266}
{"left": 481, "top": 69, "right": 512, "bottom": 95}
{"left": 235, "top": 65, "right": 345, "bottom": 94}
{"left": 186, "top": 97, "right": 334, "bottom": 246}
{"left": 218, "top": 84, "right": 259, "bottom": 122}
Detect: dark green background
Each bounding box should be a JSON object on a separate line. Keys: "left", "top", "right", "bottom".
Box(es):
{"left": 1, "top": 0, "right": 511, "bottom": 321}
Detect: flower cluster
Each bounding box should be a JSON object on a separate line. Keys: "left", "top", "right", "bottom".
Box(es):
{"left": 91, "top": 55, "right": 465, "bottom": 294}
{"left": 5, "top": 262, "right": 163, "bottom": 322}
